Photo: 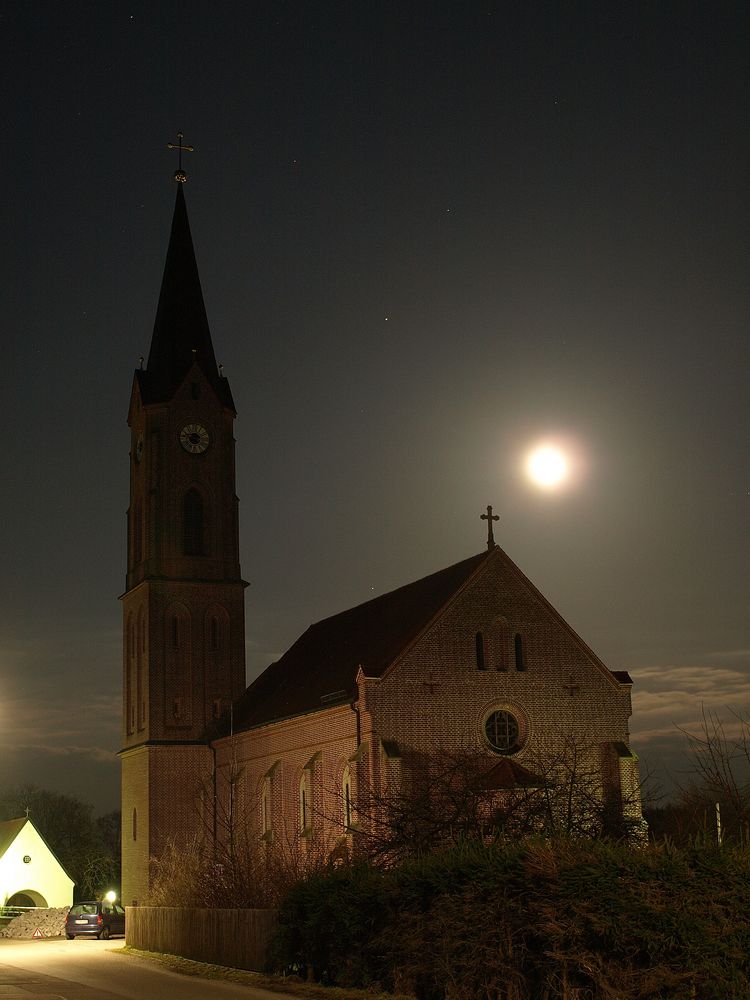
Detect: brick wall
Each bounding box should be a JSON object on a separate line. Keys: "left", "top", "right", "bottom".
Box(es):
{"left": 121, "top": 743, "right": 213, "bottom": 905}
{"left": 213, "top": 704, "right": 357, "bottom": 859}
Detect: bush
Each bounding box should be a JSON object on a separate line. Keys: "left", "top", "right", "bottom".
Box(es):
{"left": 270, "top": 863, "right": 391, "bottom": 987}
{"left": 271, "top": 839, "right": 750, "bottom": 999}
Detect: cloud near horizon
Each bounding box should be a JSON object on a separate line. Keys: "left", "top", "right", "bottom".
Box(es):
{"left": 9, "top": 743, "right": 117, "bottom": 763}
{"left": 0, "top": 684, "right": 120, "bottom": 760}
{"left": 631, "top": 661, "right": 750, "bottom": 746}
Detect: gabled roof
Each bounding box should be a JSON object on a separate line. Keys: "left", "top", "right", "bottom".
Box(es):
{"left": 232, "top": 550, "right": 493, "bottom": 732}
{"left": 139, "top": 185, "right": 234, "bottom": 410}
{"left": 0, "top": 818, "right": 26, "bottom": 858}
{"left": 0, "top": 817, "right": 75, "bottom": 883}
{"left": 229, "top": 542, "right": 629, "bottom": 736}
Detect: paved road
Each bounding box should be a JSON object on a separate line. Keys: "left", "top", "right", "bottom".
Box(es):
{"left": 0, "top": 938, "right": 298, "bottom": 1000}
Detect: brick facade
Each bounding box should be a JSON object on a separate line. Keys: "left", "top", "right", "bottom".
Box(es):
{"left": 206, "top": 550, "right": 640, "bottom": 863}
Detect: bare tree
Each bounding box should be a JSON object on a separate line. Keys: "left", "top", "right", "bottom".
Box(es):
{"left": 332, "top": 737, "right": 645, "bottom": 866}
{"left": 674, "top": 706, "right": 750, "bottom": 845}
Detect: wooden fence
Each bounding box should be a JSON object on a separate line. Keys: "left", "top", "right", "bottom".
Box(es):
{"left": 125, "top": 906, "right": 279, "bottom": 972}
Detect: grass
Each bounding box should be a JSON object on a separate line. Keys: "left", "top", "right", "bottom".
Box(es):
{"left": 117, "top": 945, "right": 415, "bottom": 1000}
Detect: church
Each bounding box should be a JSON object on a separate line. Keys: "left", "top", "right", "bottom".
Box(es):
{"left": 120, "top": 167, "right": 644, "bottom": 905}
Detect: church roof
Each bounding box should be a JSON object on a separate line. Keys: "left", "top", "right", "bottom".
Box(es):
{"left": 612, "top": 670, "right": 633, "bottom": 684}
{"left": 139, "top": 184, "right": 234, "bottom": 410}
{"left": 0, "top": 818, "right": 26, "bottom": 858}
{"left": 0, "top": 817, "right": 75, "bottom": 883}
{"left": 232, "top": 549, "right": 493, "bottom": 732}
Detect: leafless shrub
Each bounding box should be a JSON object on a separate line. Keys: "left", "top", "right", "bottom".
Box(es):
{"left": 675, "top": 706, "right": 750, "bottom": 844}
{"left": 342, "top": 737, "right": 644, "bottom": 866}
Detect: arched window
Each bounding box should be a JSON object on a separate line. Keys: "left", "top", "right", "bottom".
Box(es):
{"left": 343, "top": 763, "right": 356, "bottom": 829}
{"left": 133, "top": 503, "right": 142, "bottom": 563}
{"left": 299, "top": 774, "right": 310, "bottom": 833}
{"left": 132, "top": 808, "right": 137, "bottom": 841}
{"left": 210, "top": 617, "right": 219, "bottom": 651}
{"left": 183, "top": 489, "right": 204, "bottom": 555}
{"left": 262, "top": 777, "right": 272, "bottom": 837}
{"left": 137, "top": 608, "right": 146, "bottom": 728}
{"left": 126, "top": 615, "right": 135, "bottom": 735}
{"left": 171, "top": 616, "right": 179, "bottom": 649}
{"left": 514, "top": 633, "right": 525, "bottom": 671}
{"left": 475, "top": 632, "right": 486, "bottom": 670}
{"left": 299, "top": 756, "right": 319, "bottom": 836}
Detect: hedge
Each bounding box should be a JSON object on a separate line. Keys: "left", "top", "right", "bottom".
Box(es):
{"left": 270, "top": 839, "right": 750, "bottom": 999}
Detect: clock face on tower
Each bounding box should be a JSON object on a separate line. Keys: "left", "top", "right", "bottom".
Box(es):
{"left": 180, "top": 423, "right": 210, "bottom": 454}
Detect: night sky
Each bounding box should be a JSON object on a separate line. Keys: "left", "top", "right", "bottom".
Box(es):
{"left": 2, "top": 2, "right": 748, "bottom": 813}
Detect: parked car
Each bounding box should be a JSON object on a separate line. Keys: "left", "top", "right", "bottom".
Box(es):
{"left": 65, "top": 901, "right": 126, "bottom": 939}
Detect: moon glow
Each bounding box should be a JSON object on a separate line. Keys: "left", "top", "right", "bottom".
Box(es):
{"left": 526, "top": 444, "right": 569, "bottom": 490}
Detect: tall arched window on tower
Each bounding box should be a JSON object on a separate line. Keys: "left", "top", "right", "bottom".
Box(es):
{"left": 137, "top": 607, "right": 146, "bottom": 729}
{"left": 126, "top": 614, "right": 135, "bottom": 735}
{"left": 165, "top": 603, "right": 192, "bottom": 728}
{"left": 183, "top": 489, "right": 204, "bottom": 555}
{"left": 133, "top": 502, "right": 142, "bottom": 563}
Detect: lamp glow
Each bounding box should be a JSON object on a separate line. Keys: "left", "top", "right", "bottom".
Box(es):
{"left": 105, "top": 890, "right": 117, "bottom": 903}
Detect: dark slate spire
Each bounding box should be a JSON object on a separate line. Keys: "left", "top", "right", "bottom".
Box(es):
{"left": 140, "top": 184, "right": 234, "bottom": 409}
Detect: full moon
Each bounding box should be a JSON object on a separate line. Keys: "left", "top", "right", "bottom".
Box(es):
{"left": 526, "top": 444, "right": 569, "bottom": 489}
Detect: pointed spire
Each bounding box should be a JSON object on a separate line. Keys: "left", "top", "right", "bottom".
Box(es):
{"left": 141, "top": 185, "right": 234, "bottom": 409}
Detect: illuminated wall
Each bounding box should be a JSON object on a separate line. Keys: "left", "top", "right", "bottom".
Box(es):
{"left": 0, "top": 819, "right": 74, "bottom": 908}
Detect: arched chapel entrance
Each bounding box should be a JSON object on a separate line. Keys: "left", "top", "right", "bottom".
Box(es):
{"left": 6, "top": 890, "right": 47, "bottom": 907}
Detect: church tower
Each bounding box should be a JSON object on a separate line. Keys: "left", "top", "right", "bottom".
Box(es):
{"left": 120, "top": 168, "right": 246, "bottom": 904}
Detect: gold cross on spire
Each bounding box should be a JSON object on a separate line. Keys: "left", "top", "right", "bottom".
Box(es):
{"left": 167, "top": 131, "right": 194, "bottom": 183}
{"left": 480, "top": 504, "right": 499, "bottom": 550}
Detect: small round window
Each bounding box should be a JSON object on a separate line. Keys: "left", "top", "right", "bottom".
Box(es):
{"left": 484, "top": 710, "right": 521, "bottom": 754}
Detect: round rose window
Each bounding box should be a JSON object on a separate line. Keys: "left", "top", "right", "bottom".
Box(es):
{"left": 484, "top": 710, "right": 521, "bottom": 754}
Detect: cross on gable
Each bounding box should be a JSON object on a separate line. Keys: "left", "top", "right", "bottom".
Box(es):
{"left": 480, "top": 505, "right": 499, "bottom": 549}
{"left": 563, "top": 675, "right": 581, "bottom": 697}
{"left": 423, "top": 674, "right": 441, "bottom": 695}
